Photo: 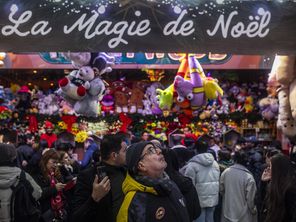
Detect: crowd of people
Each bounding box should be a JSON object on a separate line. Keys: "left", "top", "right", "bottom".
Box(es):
{"left": 0, "top": 127, "right": 296, "bottom": 222}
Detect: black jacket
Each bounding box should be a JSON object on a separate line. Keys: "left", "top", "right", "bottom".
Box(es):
{"left": 73, "top": 163, "right": 126, "bottom": 222}
{"left": 162, "top": 148, "right": 201, "bottom": 221}
{"left": 117, "top": 173, "right": 190, "bottom": 222}
{"left": 32, "top": 172, "right": 61, "bottom": 214}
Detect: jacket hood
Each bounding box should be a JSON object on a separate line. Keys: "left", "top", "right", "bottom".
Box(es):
{"left": 122, "top": 172, "right": 158, "bottom": 195}
{"left": 0, "top": 166, "right": 21, "bottom": 189}
{"left": 189, "top": 153, "right": 214, "bottom": 166}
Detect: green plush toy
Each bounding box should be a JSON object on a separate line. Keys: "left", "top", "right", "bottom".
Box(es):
{"left": 156, "top": 84, "right": 174, "bottom": 116}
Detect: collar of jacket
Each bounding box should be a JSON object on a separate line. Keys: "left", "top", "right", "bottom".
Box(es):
{"left": 122, "top": 172, "right": 158, "bottom": 196}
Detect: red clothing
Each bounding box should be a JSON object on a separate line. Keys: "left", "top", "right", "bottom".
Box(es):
{"left": 40, "top": 133, "right": 57, "bottom": 148}
{"left": 181, "top": 133, "right": 197, "bottom": 146}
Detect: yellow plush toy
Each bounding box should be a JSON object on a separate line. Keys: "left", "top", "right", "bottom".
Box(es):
{"left": 203, "top": 77, "right": 224, "bottom": 100}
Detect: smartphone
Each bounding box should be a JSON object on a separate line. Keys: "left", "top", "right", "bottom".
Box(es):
{"left": 64, "top": 179, "right": 76, "bottom": 191}
{"left": 97, "top": 165, "right": 107, "bottom": 182}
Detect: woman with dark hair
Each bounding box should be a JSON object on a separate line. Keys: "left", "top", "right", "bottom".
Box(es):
{"left": 258, "top": 148, "right": 281, "bottom": 221}
{"left": 265, "top": 154, "right": 296, "bottom": 222}
{"left": 33, "top": 149, "right": 67, "bottom": 222}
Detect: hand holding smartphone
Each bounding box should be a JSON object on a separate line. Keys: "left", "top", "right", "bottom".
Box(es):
{"left": 97, "top": 165, "right": 107, "bottom": 182}
{"left": 64, "top": 178, "right": 76, "bottom": 191}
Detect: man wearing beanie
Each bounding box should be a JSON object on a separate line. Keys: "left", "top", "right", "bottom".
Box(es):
{"left": 117, "top": 141, "right": 190, "bottom": 222}
{"left": 0, "top": 143, "right": 42, "bottom": 222}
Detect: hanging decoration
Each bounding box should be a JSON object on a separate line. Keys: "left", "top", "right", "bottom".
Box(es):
{"left": 57, "top": 52, "right": 115, "bottom": 117}
{"left": 143, "top": 69, "right": 165, "bottom": 82}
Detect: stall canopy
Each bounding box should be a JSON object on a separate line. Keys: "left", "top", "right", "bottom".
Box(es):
{"left": 0, "top": 0, "right": 295, "bottom": 54}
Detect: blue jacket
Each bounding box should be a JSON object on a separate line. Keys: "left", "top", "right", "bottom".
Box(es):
{"left": 81, "top": 143, "right": 98, "bottom": 169}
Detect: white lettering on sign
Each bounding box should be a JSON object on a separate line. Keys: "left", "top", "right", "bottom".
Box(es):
{"left": 163, "top": 10, "right": 195, "bottom": 36}
{"left": 1, "top": 4, "right": 52, "bottom": 37}
{"left": 207, "top": 8, "right": 271, "bottom": 38}
{"left": 64, "top": 9, "right": 151, "bottom": 48}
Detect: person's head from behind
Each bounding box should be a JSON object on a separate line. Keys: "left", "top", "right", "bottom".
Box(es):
{"left": 266, "top": 153, "right": 296, "bottom": 222}
{"left": 40, "top": 149, "right": 60, "bottom": 177}
{"left": 218, "top": 149, "right": 231, "bottom": 162}
{"left": 39, "top": 139, "right": 49, "bottom": 150}
{"left": 172, "top": 135, "right": 182, "bottom": 146}
{"left": 126, "top": 142, "right": 167, "bottom": 179}
{"left": 233, "top": 150, "right": 248, "bottom": 167}
{"left": 270, "top": 154, "right": 294, "bottom": 183}
{"left": 184, "top": 137, "right": 195, "bottom": 148}
{"left": 100, "top": 134, "right": 127, "bottom": 166}
{"left": 56, "top": 132, "right": 75, "bottom": 153}
{"left": 195, "top": 139, "right": 209, "bottom": 154}
{"left": 0, "top": 129, "right": 18, "bottom": 146}
{"left": 0, "top": 143, "right": 17, "bottom": 166}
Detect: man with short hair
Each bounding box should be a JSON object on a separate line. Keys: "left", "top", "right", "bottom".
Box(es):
{"left": 117, "top": 141, "right": 190, "bottom": 222}
{"left": 220, "top": 150, "right": 257, "bottom": 222}
{"left": 73, "top": 133, "right": 127, "bottom": 222}
{"left": 183, "top": 140, "right": 220, "bottom": 222}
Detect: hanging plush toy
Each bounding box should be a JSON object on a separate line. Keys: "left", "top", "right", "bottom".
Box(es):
{"left": 269, "top": 55, "right": 296, "bottom": 137}
{"left": 174, "top": 54, "right": 206, "bottom": 113}
{"left": 58, "top": 67, "right": 95, "bottom": 101}
{"left": 58, "top": 52, "right": 115, "bottom": 117}
{"left": 156, "top": 55, "right": 190, "bottom": 116}
{"left": 74, "top": 77, "right": 106, "bottom": 117}
{"left": 156, "top": 85, "right": 174, "bottom": 117}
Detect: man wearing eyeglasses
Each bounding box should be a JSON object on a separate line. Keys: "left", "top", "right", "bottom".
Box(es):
{"left": 117, "top": 141, "right": 190, "bottom": 222}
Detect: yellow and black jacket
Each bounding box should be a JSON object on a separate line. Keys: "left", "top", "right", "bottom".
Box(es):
{"left": 117, "top": 173, "right": 190, "bottom": 222}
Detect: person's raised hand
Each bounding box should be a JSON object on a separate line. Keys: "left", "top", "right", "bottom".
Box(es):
{"left": 91, "top": 175, "right": 111, "bottom": 202}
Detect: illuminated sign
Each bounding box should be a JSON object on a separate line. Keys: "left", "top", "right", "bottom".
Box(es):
{"left": 39, "top": 52, "right": 231, "bottom": 65}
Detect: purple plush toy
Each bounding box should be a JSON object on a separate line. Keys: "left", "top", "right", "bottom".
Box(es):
{"left": 174, "top": 54, "right": 206, "bottom": 113}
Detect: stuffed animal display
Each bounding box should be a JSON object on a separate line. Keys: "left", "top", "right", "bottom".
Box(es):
{"left": 112, "top": 81, "right": 131, "bottom": 113}
{"left": 129, "top": 81, "right": 147, "bottom": 114}
{"left": 268, "top": 55, "right": 296, "bottom": 137}
{"left": 157, "top": 54, "right": 223, "bottom": 116}
{"left": 58, "top": 52, "right": 115, "bottom": 117}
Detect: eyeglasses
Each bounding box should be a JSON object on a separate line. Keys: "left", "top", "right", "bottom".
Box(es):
{"left": 139, "top": 146, "right": 161, "bottom": 161}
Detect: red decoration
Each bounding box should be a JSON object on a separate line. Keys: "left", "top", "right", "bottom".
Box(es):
{"left": 61, "top": 115, "right": 78, "bottom": 132}
{"left": 27, "top": 114, "right": 38, "bottom": 133}
{"left": 178, "top": 113, "right": 192, "bottom": 128}
{"left": 119, "top": 113, "right": 132, "bottom": 133}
